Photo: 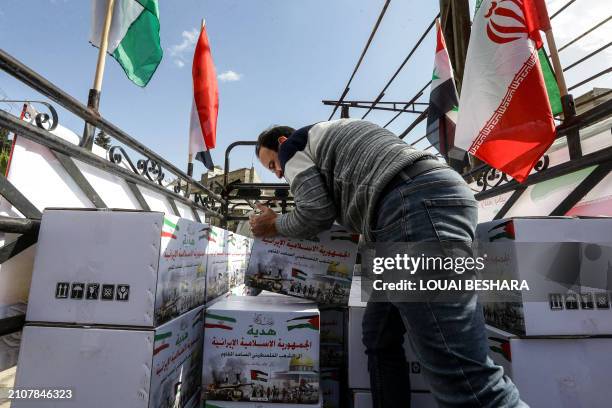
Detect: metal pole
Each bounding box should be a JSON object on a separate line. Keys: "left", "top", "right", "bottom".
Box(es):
{"left": 82, "top": 0, "right": 115, "bottom": 150}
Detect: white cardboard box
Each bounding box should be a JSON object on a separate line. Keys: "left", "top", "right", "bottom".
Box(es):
{"left": 227, "top": 232, "right": 253, "bottom": 292}
{"left": 486, "top": 324, "right": 612, "bottom": 407}
{"left": 348, "top": 277, "right": 429, "bottom": 391}
{"left": 206, "top": 227, "right": 230, "bottom": 302}
{"left": 13, "top": 306, "right": 204, "bottom": 408}
{"left": 203, "top": 295, "right": 320, "bottom": 404}
{"left": 476, "top": 217, "right": 612, "bottom": 336}
{"left": 202, "top": 397, "right": 322, "bottom": 407}
{"left": 245, "top": 226, "right": 359, "bottom": 305}
{"left": 352, "top": 391, "right": 436, "bottom": 408}
{"left": 26, "top": 209, "right": 208, "bottom": 327}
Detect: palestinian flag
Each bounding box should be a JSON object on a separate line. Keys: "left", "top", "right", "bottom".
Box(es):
{"left": 161, "top": 217, "right": 178, "bottom": 239}
{"left": 205, "top": 312, "right": 236, "bottom": 330}
{"left": 250, "top": 370, "right": 268, "bottom": 382}
{"left": 487, "top": 221, "right": 515, "bottom": 241}
{"left": 426, "top": 18, "right": 461, "bottom": 160}
{"left": 287, "top": 315, "right": 319, "bottom": 331}
{"left": 455, "top": 0, "right": 557, "bottom": 182}
{"left": 90, "top": 0, "right": 162, "bottom": 87}
{"left": 153, "top": 330, "right": 172, "bottom": 355}
{"left": 330, "top": 233, "right": 360, "bottom": 244}
{"left": 207, "top": 228, "right": 218, "bottom": 243}
{"left": 489, "top": 336, "right": 512, "bottom": 362}
{"left": 291, "top": 268, "right": 307, "bottom": 281}
{"left": 189, "top": 21, "right": 218, "bottom": 171}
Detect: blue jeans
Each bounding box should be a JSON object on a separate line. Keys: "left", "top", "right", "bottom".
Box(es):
{"left": 363, "top": 167, "right": 526, "bottom": 407}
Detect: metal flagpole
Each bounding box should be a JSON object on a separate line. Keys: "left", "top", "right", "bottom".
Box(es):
{"left": 81, "top": 0, "right": 116, "bottom": 150}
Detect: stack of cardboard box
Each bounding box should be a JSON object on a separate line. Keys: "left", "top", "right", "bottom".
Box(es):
{"left": 477, "top": 217, "right": 612, "bottom": 407}
{"left": 202, "top": 294, "right": 322, "bottom": 407}
{"left": 12, "top": 209, "right": 209, "bottom": 407}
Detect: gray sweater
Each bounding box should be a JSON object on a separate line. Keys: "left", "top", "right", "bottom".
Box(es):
{"left": 275, "top": 119, "right": 437, "bottom": 242}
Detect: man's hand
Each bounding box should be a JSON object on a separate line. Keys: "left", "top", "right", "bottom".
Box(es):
{"left": 249, "top": 203, "right": 278, "bottom": 238}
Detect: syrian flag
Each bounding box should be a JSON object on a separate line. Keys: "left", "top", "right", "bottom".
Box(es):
{"left": 189, "top": 21, "right": 219, "bottom": 171}
{"left": 426, "top": 19, "right": 461, "bottom": 160}
{"left": 287, "top": 315, "right": 319, "bottom": 331}
{"left": 90, "top": 0, "right": 163, "bottom": 87}
{"left": 250, "top": 370, "right": 268, "bottom": 382}
{"left": 455, "top": 0, "right": 557, "bottom": 182}
{"left": 205, "top": 312, "right": 236, "bottom": 330}
{"left": 291, "top": 268, "right": 307, "bottom": 281}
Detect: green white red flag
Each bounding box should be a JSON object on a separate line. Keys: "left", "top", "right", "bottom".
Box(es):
{"left": 90, "top": 0, "right": 162, "bottom": 87}
{"left": 189, "top": 22, "right": 218, "bottom": 171}
{"left": 455, "top": 0, "right": 557, "bottom": 182}
{"left": 426, "top": 19, "right": 461, "bottom": 160}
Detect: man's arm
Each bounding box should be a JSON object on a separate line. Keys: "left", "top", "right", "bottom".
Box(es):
{"left": 275, "top": 167, "right": 336, "bottom": 239}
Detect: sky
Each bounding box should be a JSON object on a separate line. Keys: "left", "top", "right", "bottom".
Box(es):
{"left": 0, "top": 0, "right": 610, "bottom": 183}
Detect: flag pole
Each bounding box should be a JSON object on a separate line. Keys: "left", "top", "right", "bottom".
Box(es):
{"left": 535, "top": 0, "right": 575, "bottom": 119}
{"left": 534, "top": 0, "right": 580, "bottom": 158}
{"left": 81, "top": 0, "right": 116, "bottom": 150}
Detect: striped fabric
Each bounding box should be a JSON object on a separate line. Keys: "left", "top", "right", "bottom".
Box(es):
{"left": 275, "top": 119, "right": 436, "bottom": 241}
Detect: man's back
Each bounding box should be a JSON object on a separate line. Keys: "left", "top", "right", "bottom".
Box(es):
{"left": 278, "top": 119, "right": 436, "bottom": 240}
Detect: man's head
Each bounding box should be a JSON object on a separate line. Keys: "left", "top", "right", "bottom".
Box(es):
{"left": 255, "top": 125, "right": 295, "bottom": 178}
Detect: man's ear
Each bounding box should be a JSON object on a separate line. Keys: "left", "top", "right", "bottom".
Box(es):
{"left": 278, "top": 136, "right": 288, "bottom": 145}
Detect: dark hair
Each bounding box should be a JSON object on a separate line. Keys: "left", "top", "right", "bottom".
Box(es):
{"left": 255, "top": 125, "right": 295, "bottom": 157}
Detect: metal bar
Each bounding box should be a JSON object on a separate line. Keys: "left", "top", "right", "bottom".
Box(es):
{"left": 362, "top": 15, "right": 438, "bottom": 119}
{"left": 0, "top": 110, "right": 224, "bottom": 219}
{"left": 0, "top": 315, "right": 25, "bottom": 337}
{"left": 550, "top": 162, "right": 612, "bottom": 215}
{"left": 568, "top": 67, "right": 612, "bottom": 91}
{"left": 361, "top": 93, "right": 386, "bottom": 119}
{"left": 475, "top": 146, "right": 612, "bottom": 201}
{"left": 0, "top": 49, "right": 225, "bottom": 205}
{"left": 493, "top": 187, "right": 527, "bottom": 220}
{"left": 0, "top": 216, "right": 40, "bottom": 235}
{"left": 550, "top": 0, "right": 576, "bottom": 20}
{"left": 384, "top": 81, "right": 431, "bottom": 128}
{"left": 0, "top": 174, "right": 42, "bottom": 219}
{"left": 558, "top": 16, "right": 612, "bottom": 52}
{"left": 322, "top": 101, "right": 423, "bottom": 114}
{"left": 555, "top": 98, "right": 612, "bottom": 136}
{"left": 328, "top": 0, "right": 391, "bottom": 120}
{"left": 228, "top": 183, "right": 290, "bottom": 191}
{"left": 399, "top": 108, "right": 429, "bottom": 139}
{"left": 0, "top": 232, "right": 38, "bottom": 264}
{"left": 52, "top": 150, "right": 108, "bottom": 208}
{"left": 191, "top": 207, "right": 201, "bottom": 223}
{"left": 563, "top": 41, "right": 612, "bottom": 72}
{"left": 125, "top": 181, "right": 151, "bottom": 211}
{"left": 167, "top": 198, "right": 180, "bottom": 217}
{"left": 323, "top": 100, "right": 429, "bottom": 106}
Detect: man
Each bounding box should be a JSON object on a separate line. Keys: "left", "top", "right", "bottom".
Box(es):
{"left": 250, "top": 119, "right": 525, "bottom": 407}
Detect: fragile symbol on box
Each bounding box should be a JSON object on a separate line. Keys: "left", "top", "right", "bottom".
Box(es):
{"left": 86, "top": 283, "right": 99, "bottom": 300}
{"left": 580, "top": 293, "right": 594, "bottom": 310}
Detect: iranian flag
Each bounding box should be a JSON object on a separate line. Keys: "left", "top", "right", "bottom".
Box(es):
{"left": 287, "top": 315, "right": 319, "bottom": 331}
{"left": 426, "top": 19, "right": 461, "bottom": 160}
{"left": 205, "top": 312, "right": 236, "bottom": 330}
{"left": 90, "top": 0, "right": 163, "bottom": 87}
{"left": 455, "top": 0, "right": 557, "bottom": 182}
{"left": 153, "top": 330, "right": 172, "bottom": 355}
{"left": 189, "top": 22, "right": 219, "bottom": 171}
